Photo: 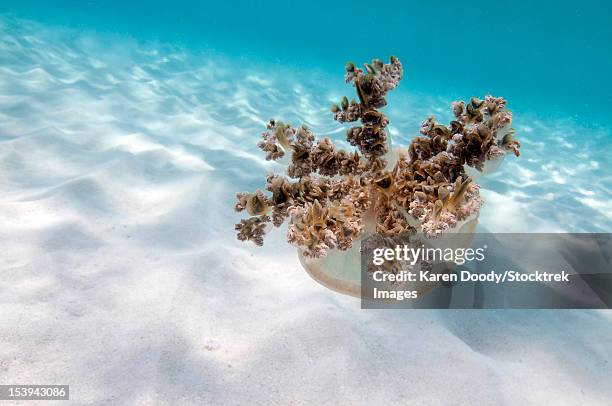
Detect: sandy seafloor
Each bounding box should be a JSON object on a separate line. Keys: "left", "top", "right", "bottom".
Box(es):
{"left": 1, "top": 16, "right": 611, "bottom": 405}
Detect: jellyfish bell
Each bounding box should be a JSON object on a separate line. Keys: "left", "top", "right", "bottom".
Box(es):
{"left": 298, "top": 201, "right": 480, "bottom": 298}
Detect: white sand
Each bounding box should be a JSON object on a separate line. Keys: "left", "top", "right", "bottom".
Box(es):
{"left": 0, "top": 17, "right": 611, "bottom": 405}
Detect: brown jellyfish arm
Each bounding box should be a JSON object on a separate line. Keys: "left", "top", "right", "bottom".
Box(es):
{"left": 235, "top": 215, "right": 270, "bottom": 247}
{"left": 257, "top": 119, "right": 296, "bottom": 161}
{"left": 234, "top": 56, "right": 523, "bottom": 260}
{"left": 287, "top": 201, "right": 338, "bottom": 258}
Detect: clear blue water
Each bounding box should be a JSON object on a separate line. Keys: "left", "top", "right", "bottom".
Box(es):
{"left": 3, "top": 0, "right": 612, "bottom": 124}
{"left": 0, "top": 1, "right": 611, "bottom": 232}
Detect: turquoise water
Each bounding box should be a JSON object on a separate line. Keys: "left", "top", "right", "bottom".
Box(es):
{"left": 3, "top": 1, "right": 612, "bottom": 123}
{"left": 0, "top": 2, "right": 611, "bottom": 232}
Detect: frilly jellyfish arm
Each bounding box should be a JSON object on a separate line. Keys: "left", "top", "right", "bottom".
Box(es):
{"left": 234, "top": 56, "right": 521, "bottom": 263}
